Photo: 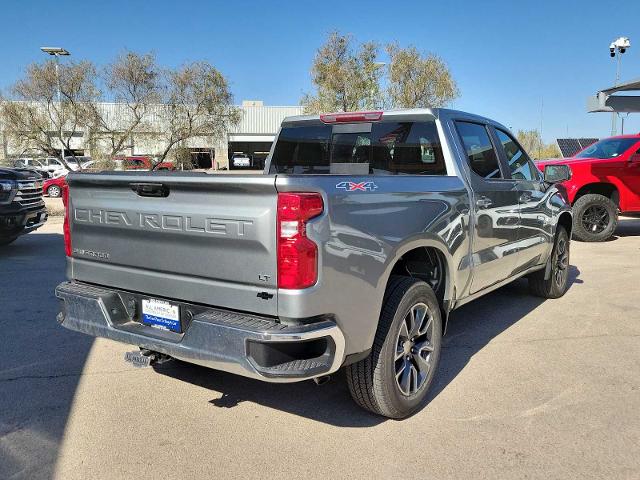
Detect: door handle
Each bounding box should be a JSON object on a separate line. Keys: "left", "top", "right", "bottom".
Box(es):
{"left": 476, "top": 196, "right": 493, "bottom": 209}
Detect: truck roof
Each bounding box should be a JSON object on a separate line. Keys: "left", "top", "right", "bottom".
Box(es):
{"left": 281, "top": 107, "right": 505, "bottom": 130}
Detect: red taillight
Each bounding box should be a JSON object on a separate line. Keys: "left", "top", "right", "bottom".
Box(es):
{"left": 277, "top": 192, "right": 323, "bottom": 289}
{"left": 320, "top": 111, "right": 383, "bottom": 123}
{"left": 62, "top": 185, "right": 71, "bottom": 256}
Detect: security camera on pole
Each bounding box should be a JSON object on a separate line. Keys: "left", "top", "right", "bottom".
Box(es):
{"left": 609, "top": 37, "right": 630, "bottom": 136}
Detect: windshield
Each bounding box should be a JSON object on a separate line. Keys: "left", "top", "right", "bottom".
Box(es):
{"left": 269, "top": 120, "right": 446, "bottom": 175}
{"left": 575, "top": 138, "right": 638, "bottom": 159}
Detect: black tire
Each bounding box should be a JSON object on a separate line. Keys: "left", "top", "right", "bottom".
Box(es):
{"left": 0, "top": 236, "right": 18, "bottom": 246}
{"left": 346, "top": 276, "right": 442, "bottom": 419}
{"left": 528, "top": 225, "right": 570, "bottom": 298}
{"left": 47, "top": 184, "right": 62, "bottom": 198}
{"left": 572, "top": 194, "right": 618, "bottom": 242}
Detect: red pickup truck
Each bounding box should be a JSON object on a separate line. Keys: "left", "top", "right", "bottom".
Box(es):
{"left": 537, "top": 134, "right": 640, "bottom": 241}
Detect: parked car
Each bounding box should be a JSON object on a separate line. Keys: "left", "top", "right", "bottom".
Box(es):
{"left": 43, "top": 174, "right": 67, "bottom": 198}
{"left": 113, "top": 156, "right": 175, "bottom": 171}
{"left": 536, "top": 134, "right": 640, "bottom": 241}
{"left": 153, "top": 161, "right": 176, "bottom": 171}
{"left": 230, "top": 152, "right": 254, "bottom": 169}
{"left": 38, "top": 157, "right": 68, "bottom": 176}
{"left": 12, "top": 158, "right": 52, "bottom": 178}
{"left": 55, "top": 108, "right": 573, "bottom": 418}
{"left": 113, "top": 156, "right": 153, "bottom": 171}
{"left": 0, "top": 167, "right": 47, "bottom": 245}
{"left": 64, "top": 156, "right": 93, "bottom": 171}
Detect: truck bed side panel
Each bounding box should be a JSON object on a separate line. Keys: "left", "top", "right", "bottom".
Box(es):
{"left": 275, "top": 175, "right": 471, "bottom": 354}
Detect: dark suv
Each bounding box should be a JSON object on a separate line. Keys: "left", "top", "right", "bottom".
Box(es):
{"left": 0, "top": 167, "right": 48, "bottom": 245}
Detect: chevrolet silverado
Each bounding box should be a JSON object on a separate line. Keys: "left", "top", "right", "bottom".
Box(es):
{"left": 55, "top": 109, "right": 573, "bottom": 418}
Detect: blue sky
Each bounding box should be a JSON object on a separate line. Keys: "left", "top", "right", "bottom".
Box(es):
{"left": 2, "top": 0, "right": 639, "bottom": 142}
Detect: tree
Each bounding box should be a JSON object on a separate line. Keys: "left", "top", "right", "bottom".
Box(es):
{"left": 1, "top": 60, "right": 98, "bottom": 169}
{"left": 86, "top": 52, "right": 162, "bottom": 163}
{"left": 386, "top": 44, "right": 458, "bottom": 108}
{"left": 155, "top": 61, "right": 240, "bottom": 162}
{"left": 301, "top": 32, "right": 460, "bottom": 113}
{"left": 301, "top": 32, "right": 382, "bottom": 113}
{"left": 1, "top": 53, "right": 239, "bottom": 168}
{"left": 516, "top": 129, "right": 561, "bottom": 160}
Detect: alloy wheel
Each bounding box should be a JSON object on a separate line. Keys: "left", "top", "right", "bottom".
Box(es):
{"left": 554, "top": 237, "right": 569, "bottom": 288}
{"left": 394, "top": 302, "right": 435, "bottom": 396}
{"left": 581, "top": 205, "right": 609, "bottom": 233}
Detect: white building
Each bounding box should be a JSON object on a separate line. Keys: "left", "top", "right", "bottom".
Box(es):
{"left": 1, "top": 100, "right": 304, "bottom": 169}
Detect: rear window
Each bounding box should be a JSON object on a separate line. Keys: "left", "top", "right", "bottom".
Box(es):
{"left": 269, "top": 121, "right": 447, "bottom": 175}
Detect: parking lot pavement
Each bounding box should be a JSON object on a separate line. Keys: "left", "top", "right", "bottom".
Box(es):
{"left": 1, "top": 218, "right": 639, "bottom": 480}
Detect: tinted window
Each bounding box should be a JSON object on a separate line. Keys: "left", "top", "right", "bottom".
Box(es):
{"left": 495, "top": 129, "right": 538, "bottom": 181}
{"left": 575, "top": 138, "right": 638, "bottom": 159}
{"left": 456, "top": 122, "right": 502, "bottom": 179}
{"left": 270, "top": 121, "right": 446, "bottom": 175}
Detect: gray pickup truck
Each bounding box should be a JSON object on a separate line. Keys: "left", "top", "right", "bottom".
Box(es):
{"left": 55, "top": 108, "right": 573, "bottom": 418}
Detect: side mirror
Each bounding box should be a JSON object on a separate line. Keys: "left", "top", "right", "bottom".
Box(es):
{"left": 544, "top": 164, "right": 572, "bottom": 183}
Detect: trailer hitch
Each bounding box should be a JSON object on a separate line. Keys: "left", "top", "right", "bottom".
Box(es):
{"left": 124, "top": 349, "right": 172, "bottom": 368}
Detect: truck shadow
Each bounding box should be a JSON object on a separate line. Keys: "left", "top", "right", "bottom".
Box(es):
{"left": 614, "top": 216, "right": 640, "bottom": 238}
{"left": 0, "top": 232, "right": 96, "bottom": 479}
{"left": 156, "top": 265, "right": 581, "bottom": 427}
{"left": 427, "top": 265, "right": 581, "bottom": 405}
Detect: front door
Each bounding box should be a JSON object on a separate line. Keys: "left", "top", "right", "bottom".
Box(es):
{"left": 620, "top": 144, "right": 640, "bottom": 211}
{"left": 492, "top": 127, "right": 552, "bottom": 272}
{"left": 454, "top": 121, "right": 521, "bottom": 294}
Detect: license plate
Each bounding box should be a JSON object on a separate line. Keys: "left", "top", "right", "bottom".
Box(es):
{"left": 234, "top": 158, "right": 250, "bottom": 167}
{"left": 141, "top": 298, "right": 181, "bottom": 333}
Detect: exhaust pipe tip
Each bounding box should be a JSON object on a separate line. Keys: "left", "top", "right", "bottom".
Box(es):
{"left": 313, "top": 375, "right": 331, "bottom": 386}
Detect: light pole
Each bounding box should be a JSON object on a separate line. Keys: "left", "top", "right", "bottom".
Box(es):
{"left": 609, "top": 37, "right": 630, "bottom": 136}
{"left": 40, "top": 47, "right": 70, "bottom": 162}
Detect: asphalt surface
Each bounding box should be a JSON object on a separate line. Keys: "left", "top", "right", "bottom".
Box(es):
{"left": 1, "top": 217, "right": 639, "bottom": 479}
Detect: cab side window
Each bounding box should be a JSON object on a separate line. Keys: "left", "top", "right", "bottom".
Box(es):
{"left": 455, "top": 121, "right": 502, "bottom": 179}
{"left": 495, "top": 129, "right": 539, "bottom": 181}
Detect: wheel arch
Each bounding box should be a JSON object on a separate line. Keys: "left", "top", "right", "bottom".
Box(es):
{"left": 574, "top": 182, "right": 619, "bottom": 206}
{"left": 557, "top": 211, "right": 573, "bottom": 238}
{"left": 380, "top": 241, "right": 454, "bottom": 334}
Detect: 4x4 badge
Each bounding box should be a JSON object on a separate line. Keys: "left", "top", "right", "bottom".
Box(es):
{"left": 336, "top": 181, "right": 378, "bottom": 192}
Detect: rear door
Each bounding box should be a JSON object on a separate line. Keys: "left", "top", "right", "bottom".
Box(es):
{"left": 492, "top": 127, "right": 551, "bottom": 271}
{"left": 67, "top": 172, "right": 279, "bottom": 315}
{"left": 454, "top": 121, "right": 521, "bottom": 294}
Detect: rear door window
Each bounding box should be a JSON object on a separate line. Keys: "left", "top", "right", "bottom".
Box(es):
{"left": 455, "top": 121, "right": 502, "bottom": 179}
{"left": 270, "top": 121, "right": 446, "bottom": 175}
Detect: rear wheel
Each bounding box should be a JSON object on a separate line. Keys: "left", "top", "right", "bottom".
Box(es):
{"left": 47, "top": 185, "right": 62, "bottom": 198}
{"left": 572, "top": 194, "right": 618, "bottom": 242}
{"left": 346, "top": 276, "right": 442, "bottom": 418}
{"left": 529, "top": 226, "right": 570, "bottom": 298}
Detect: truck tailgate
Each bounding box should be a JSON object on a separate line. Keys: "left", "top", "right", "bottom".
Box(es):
{"left": 66, "top": 172, "right": 278, "bottom": 316}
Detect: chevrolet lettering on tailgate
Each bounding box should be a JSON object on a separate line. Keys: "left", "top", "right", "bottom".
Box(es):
{"left": 73, "top": 208, "right": 253, "bottom": 237}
